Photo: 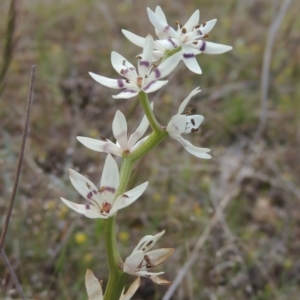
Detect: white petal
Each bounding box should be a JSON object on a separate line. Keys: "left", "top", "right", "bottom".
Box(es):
{"left": 183, "top": 10, "right": 199, "bottom": 32}
{"left": 127, "top": 106, "right": 152, "bottom": 150}
{"left": 147, "top": 7, "right": 177, "bottom": 39}
{"left": 185, "top": 115, "right": 204, "bottom": 133}
{"left": 177, "top": 87, "right": 201, "bottom": 115}
{"left": 99, "top": 154, "right": 119, "bottom": 201}
{"left": 111, "top": 51, "right": 136, "bottom": 75}
{"left": 130, "top": 135, "right": 150, "bottom": 152}
{"left": 112, "top": 111, "right": 128, "bottom": 151}
{"left": 68, "top": 169, "right": 100, "bottom": 203}
{"left": 156, "top": 38, "right": 180, "bottom": 50}
{"left": 138, "top": 35, "right": 153, "bottom": 77}
{"left": 123, "top": 250, "right": 144, "bottom": 275}
{"left": 149, "top": 275, "right": 171, "bottom": 285}
{"left": 77, "top": 136, "right": 123, "bottom": 156}
{"left": 89, "top": 72, "right": 131, "bottom": 89}
{"left": 146, "top": 248, "right": 174, "bottom": 267}
{"left": 167, "top": 115, "right": 187, "bottom": 135}
{"left": 85, "top": 269, "right": 103, "bottom": 300}
{"left": 142, "top": 79, "right": 168, "bottom": 93}
{"left": 110, "top": 182, "right": 148, "bottom": 215}
{"left": 172, "top": 135, "right": 211, "bottom": 159}
{"left": 182, "top": 46, "right": 202, "bottom": 74}
{"left": 133, "top": 230, "right": 165, "bottom": 253}
{"left": 154, "top": 6, "right": 169, "bottom": 39}
{"left": 120, "top": 277, "right": 140, "bottom": 300}
{"left": 148, "top": 52, "right": 181, "bottom": 81}
{"left": 198, "top": 19, "right": 217, "bottom": 35}
{"left": 155, "top": 6, "right": 167, "bottom": 23}
{"left": 112, "top": 89, "right": 139, "bottom": 99}
{"left": 190, "top": 40, "right": 232, "bottom": 54}
{"left": 122, "top": 29, "right": 145, "bottom": 48}
{"left": 60, "top": 198, "right": 102, "bottom": 219}
{"left": 134, "top": 270, "right": 165, "bottom": 277}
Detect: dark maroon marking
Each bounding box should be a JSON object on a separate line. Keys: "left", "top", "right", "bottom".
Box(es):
{"left": 122, "top": 194, "right": 129, "bottom": 198}
{"left": 153, "top": 68, "right": 161, "bottom": 79}
{"left": 191, "top": 119, "right": 195, "bottom": 126}
{"left": 143, "top": 80, "right": 156, "bottom": 91}
{"left": 100, "top": 135, "right": 107, "bottom": 141}
{"left": 183, "top": 53, "right": 195, "bottom": 59}
{"left": 92, "top": 190, "right": 98, "bottom": 195}
{"left": 87, "top": 191, "right": 93, "bottom": 199}
{"left": 197, "top": 29, "right": 203, "bottom": 35}
{"left": 191, "top": 128, "right": 199, "bottom": 132}
{"left": 117, "top": 79, "right": 124, "bottom": 88}
{"left": 85, "top": 204, "right": 91, "bottom": 209}
{"left": 181, "top": 27, "right": 187, "bottom": 34}
{"left": 101, "top": 202, "right": 112, "bottom": 213}
{"left": 200, "top": 41, "right": 206, "bottom": 51}
{"left": 140, "top": 60, "right": 150, "bottom": 68}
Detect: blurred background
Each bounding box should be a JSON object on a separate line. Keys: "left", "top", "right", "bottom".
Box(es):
{"left": 0, "top": 0, "right": 300, "bottom": 299}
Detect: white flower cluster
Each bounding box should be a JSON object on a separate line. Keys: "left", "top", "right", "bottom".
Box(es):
{"left": 60, "top": 6, "right": 232, "bottom": 299}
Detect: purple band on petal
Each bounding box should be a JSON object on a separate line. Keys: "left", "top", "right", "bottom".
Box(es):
{"left": 99, "top": 186, "right": 116, "bottom": 193}
{"left": 92, "top": 190, "right": 98, "bottom": 195}
{"left": 167, "top": 38, "right": 177, "bottom": 48}
{"left": 86, "top": 204, "right": 90, "bottom": 209}
{"left": 140, "top": 60, "right": 150, "bottom": 68}
{"left": 87, "top": 191, "right": 93, "bottom": 199}
{"left": 200, "top": 41, "right": 206, "bottom": 51}
{"left": 117, "top": 79, "right": 124, "bottom": 88}
{"left": 143, "top": 80, "right": 156, "bottom": 91}
{"left": 197, "top": 29, "right": 202, "bottom": 35}
{"left": 123, "top": 88, "right": 138, "bottom": 94}
{"left": 153, "top": 68, "right": 161, "bottom": 79}
{"left": 164, "top": 25, "right": 170, "bottom": 33}
{"left": 183, "top": 53, "right": 195, "bottom": 59}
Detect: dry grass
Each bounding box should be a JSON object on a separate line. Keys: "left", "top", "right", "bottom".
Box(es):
{"left": 1, "top": 0, "right": 300, "bottom": 299}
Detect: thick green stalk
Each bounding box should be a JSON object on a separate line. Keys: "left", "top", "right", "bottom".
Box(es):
{"left": 138, "top": 91, "right": 161, "bottom": 132}
{"left": 103, "top": 156, "right": 134, "bottom": 300}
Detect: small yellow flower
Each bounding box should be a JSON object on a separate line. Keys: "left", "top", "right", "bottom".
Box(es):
{"left": 193, "top": 203, "right": 202, "bottom": 216}
{"left": 118, "top": 231, "right": 129, "bottom": 242}
{"left": 58, "top": 205, "right": 69, "bottom": 218}
{"left": 84, "top": 253, "right": 93, "bottom": 263}
{"left": 75, "top": 232, "right": 87, "bottom": 244}
{"left": 153, "top": 193, "right": 161, "bottom": 202}
{"left": 168, "top": 195, "right": 177, "bottom": 205}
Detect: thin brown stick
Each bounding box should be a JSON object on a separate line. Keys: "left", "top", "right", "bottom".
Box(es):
{"left": 0, "top": 249, "right": 26, "bottom": 300}
{"left": 254, "top": 0, "right": 293, "bottom": 141}
{"left": 0, "top": 0, "right": 20, "bottom": 96}
{"left": 0, "top": 65, "right": 36, "bottom": 249}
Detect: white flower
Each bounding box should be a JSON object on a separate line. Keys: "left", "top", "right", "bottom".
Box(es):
{"left": 77, "top": 106, "right": 152, "bottom": 156}
{"left": 166, "top": 87, "right": 211, "bottom": 159}
{"left": 60, "top": 154, "right": 148, "bottom": 219}
{"left": 122, "top": 6, "right": 232, "bottom": 74}
{"left": 85, "top": 269, "right": 140, "bottom": 300}
{"left": 89, "top": 34, "right": 181, "bottom": 99}
{"left": 123, "top": 230, "right": 174, "bottom": 285}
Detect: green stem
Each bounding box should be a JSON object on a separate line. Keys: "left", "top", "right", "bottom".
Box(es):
{"left": 138, "top": 91, "right": 161, "bottom": 132}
